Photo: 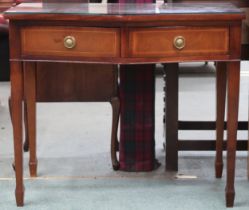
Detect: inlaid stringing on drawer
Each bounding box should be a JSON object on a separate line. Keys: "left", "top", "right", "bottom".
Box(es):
{"left": 21, "top": 27, "right": 120, "bottom": 58}
{"left": 128, "top": 27, "right": 229, "bottom": 58}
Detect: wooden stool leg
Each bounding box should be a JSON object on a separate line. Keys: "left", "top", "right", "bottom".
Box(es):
{"left": 24, "top": 62, "right": 37, "bottom": 177}
{"left": 8, "top": 97, "right": 16, "bottom": 171}
{"left": 225, "top": 62, "right": 240, "bottom": 207}
{"left": 9, "top": 99, "right": 30, "bottom": 173}
{"left": 11, "top": 61, "right": 24, "bottom": 206}
{"left": 9, "top": 97, "right": 29, "bottom": 153}
{"left": 110, "top": 97, "right": 120, "bottom": 170}
{"left": 215, "top": 62, "right": 227, "bottom": 178}
{"left": 23, "top": 102, "right": 30, "bottom": 152}
{"left": 164, "top": 63, "right": 179, "bottom": 171}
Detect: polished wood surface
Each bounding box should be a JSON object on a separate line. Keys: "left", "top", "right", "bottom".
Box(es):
{"left": 215, "top": 62, "right": 227, "bottom": 178}
{"left": 36, "top": 63, "right": 118, "bottom": 102}
{"left": 6, "top": 2, "right": 244, "bottom": 207}
{"left": 21, "top": 27, "right": 120, "bottom": 58}
{"left": 23, "top": 62, "right": 37, "bottom": 177}
{"left": 129, "top": 27, "right": 229, "bottom": 57}
{"left": 226, "top": 61, "right": 240, "bottom": 207}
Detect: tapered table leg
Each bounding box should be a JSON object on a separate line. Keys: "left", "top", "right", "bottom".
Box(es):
{"left": 164, "top": 63, "right": 179, "bottom": 171}
{"left": 11, "top": 61, "right": 24, "bottom": 206}
{"left": 24, "top": 62, "right": 37, "bottom": 177}
{"left": 215, "top": 62, "right": 227, "bottom": 178}
{"left": 225, "top": 61, "right": 240, "bottom": 207}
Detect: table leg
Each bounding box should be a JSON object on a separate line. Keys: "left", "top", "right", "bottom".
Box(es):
{"left": 24, "top": 62, "right": 37, "bottom": 177}
{"left": 226, "top": 61, "right": 240, "bottom": 207}
{"left": 164, "top": 63, "right": 179, "bottom": 171}
{"left": 11, "top": 61, "right": 24, "bottom": 206}
{"left": 215, "top": 62, "right": 227, "bottom": 178}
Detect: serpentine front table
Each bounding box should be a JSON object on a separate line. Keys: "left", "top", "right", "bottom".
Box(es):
{"left": 4, "top": 2, "right": 244, "bottom": 207}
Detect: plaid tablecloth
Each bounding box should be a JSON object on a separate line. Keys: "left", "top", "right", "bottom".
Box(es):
{"left": 117, "top": 0, "right": 159, "bottom": 172}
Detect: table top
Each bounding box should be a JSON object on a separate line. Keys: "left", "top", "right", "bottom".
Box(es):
{"left": 4, "top": 2, "right": 245, "bottom": 21}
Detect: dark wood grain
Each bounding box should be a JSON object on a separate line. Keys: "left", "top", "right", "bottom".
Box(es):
{"left": 23, "top": 62, "right": 37, "bottom": 177}
{"left": 11, "top": 61, "right": 24, "bottom": 207}
{"left": 164, "top": 63, "right": 179, "bottom": 171}
{"left": 178, "top": 140, "right": 247, "bottom": 151}
{"left": 9, "top": 20, "right": 24, "bottom": 206}
{"left": 7, "top": 2, "right": 244, "bottom": 207}
{"left": 226, "top": 61, "right": 240, "bottom": 207}
{"left": 178, "top": 121, "right": 248, "bottom": 130}
{"left": 215, "top": 62, "right": 227, "bottom": 178}
{"left": 35, "top": 63, "right": 118, "bottom": 102}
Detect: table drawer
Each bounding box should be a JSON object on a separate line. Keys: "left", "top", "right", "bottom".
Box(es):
{"left": 21, "top": 27, "right": 120, "bottom": 58}
{"left": 128, "top": 27, "right": 229, "bottom": 57}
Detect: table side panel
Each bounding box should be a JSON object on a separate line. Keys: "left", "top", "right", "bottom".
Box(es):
{"left": 36, "top": 63, "right": 118, "bottom": 102}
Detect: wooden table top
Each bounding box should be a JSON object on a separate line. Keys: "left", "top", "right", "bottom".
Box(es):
{"left": 4, "top": 2, "right": 245, "bottom": 21}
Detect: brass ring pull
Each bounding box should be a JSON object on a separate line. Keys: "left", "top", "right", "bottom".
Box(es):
{"left": 64, "top": 36, "right": 76, "bottom": 49}
{"left": 174, "top": 36, "right": 185, "bottom": 50}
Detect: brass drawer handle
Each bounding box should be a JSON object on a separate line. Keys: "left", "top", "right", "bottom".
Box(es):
{"left": 64, "top": 36, "right": 76, "bottom": 49}
{"left": 174, "top": 36, "right": 185, "bottom": 50}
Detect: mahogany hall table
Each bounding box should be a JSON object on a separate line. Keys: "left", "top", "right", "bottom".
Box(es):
{"left": 4, "top": 2, "right": 244, "bottom": 207}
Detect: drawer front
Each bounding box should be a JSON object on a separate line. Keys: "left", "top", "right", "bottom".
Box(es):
{"left": 21, "top": 27, "right": 120, "bottom": 58}
{"left": 129, "top": 27, "right": 229, "bottom": 57}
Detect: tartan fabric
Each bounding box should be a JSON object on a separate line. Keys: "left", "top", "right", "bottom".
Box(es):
{"left": 119, "top": 65, "right": 158, "bottom": 171}
{"left": 118, "top": 0, "right": 158, "bottom": 171}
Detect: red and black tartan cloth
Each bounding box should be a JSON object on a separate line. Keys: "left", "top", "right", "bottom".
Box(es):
{"left": 117, "top": 0, "right": 159, "bottom": 172}
{"left": 119, "top": 65, "right": 158, "bottom": 171}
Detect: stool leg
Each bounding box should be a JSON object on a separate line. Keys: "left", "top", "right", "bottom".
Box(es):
{"left": 9, "top": 97, "right": 30, "bottom": 153}
{"left": 24, "top": 62, "right": 37, "bottom": 177}
{"left": 225, "top": 62, "right": 240, "bottom": 207}
{"left": 215, "top": 62, "right": 227, "bottom": 178}
{"left": 110, "top": 97, "right": 120, "bottom": 170}
{"left": 8, "top": 97, "right": 16, "bottom": 170}
{"left": 164, "top": 63, "right": 179, "bottom": 171}
{"left": 23, "top": 102, "right": 29, "bottom": 152}
{"left": 11, "top": 61, "right": 25, "bottom": 206}
{"left": 9, "top": 99, "right": 30, "bottom": 173}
